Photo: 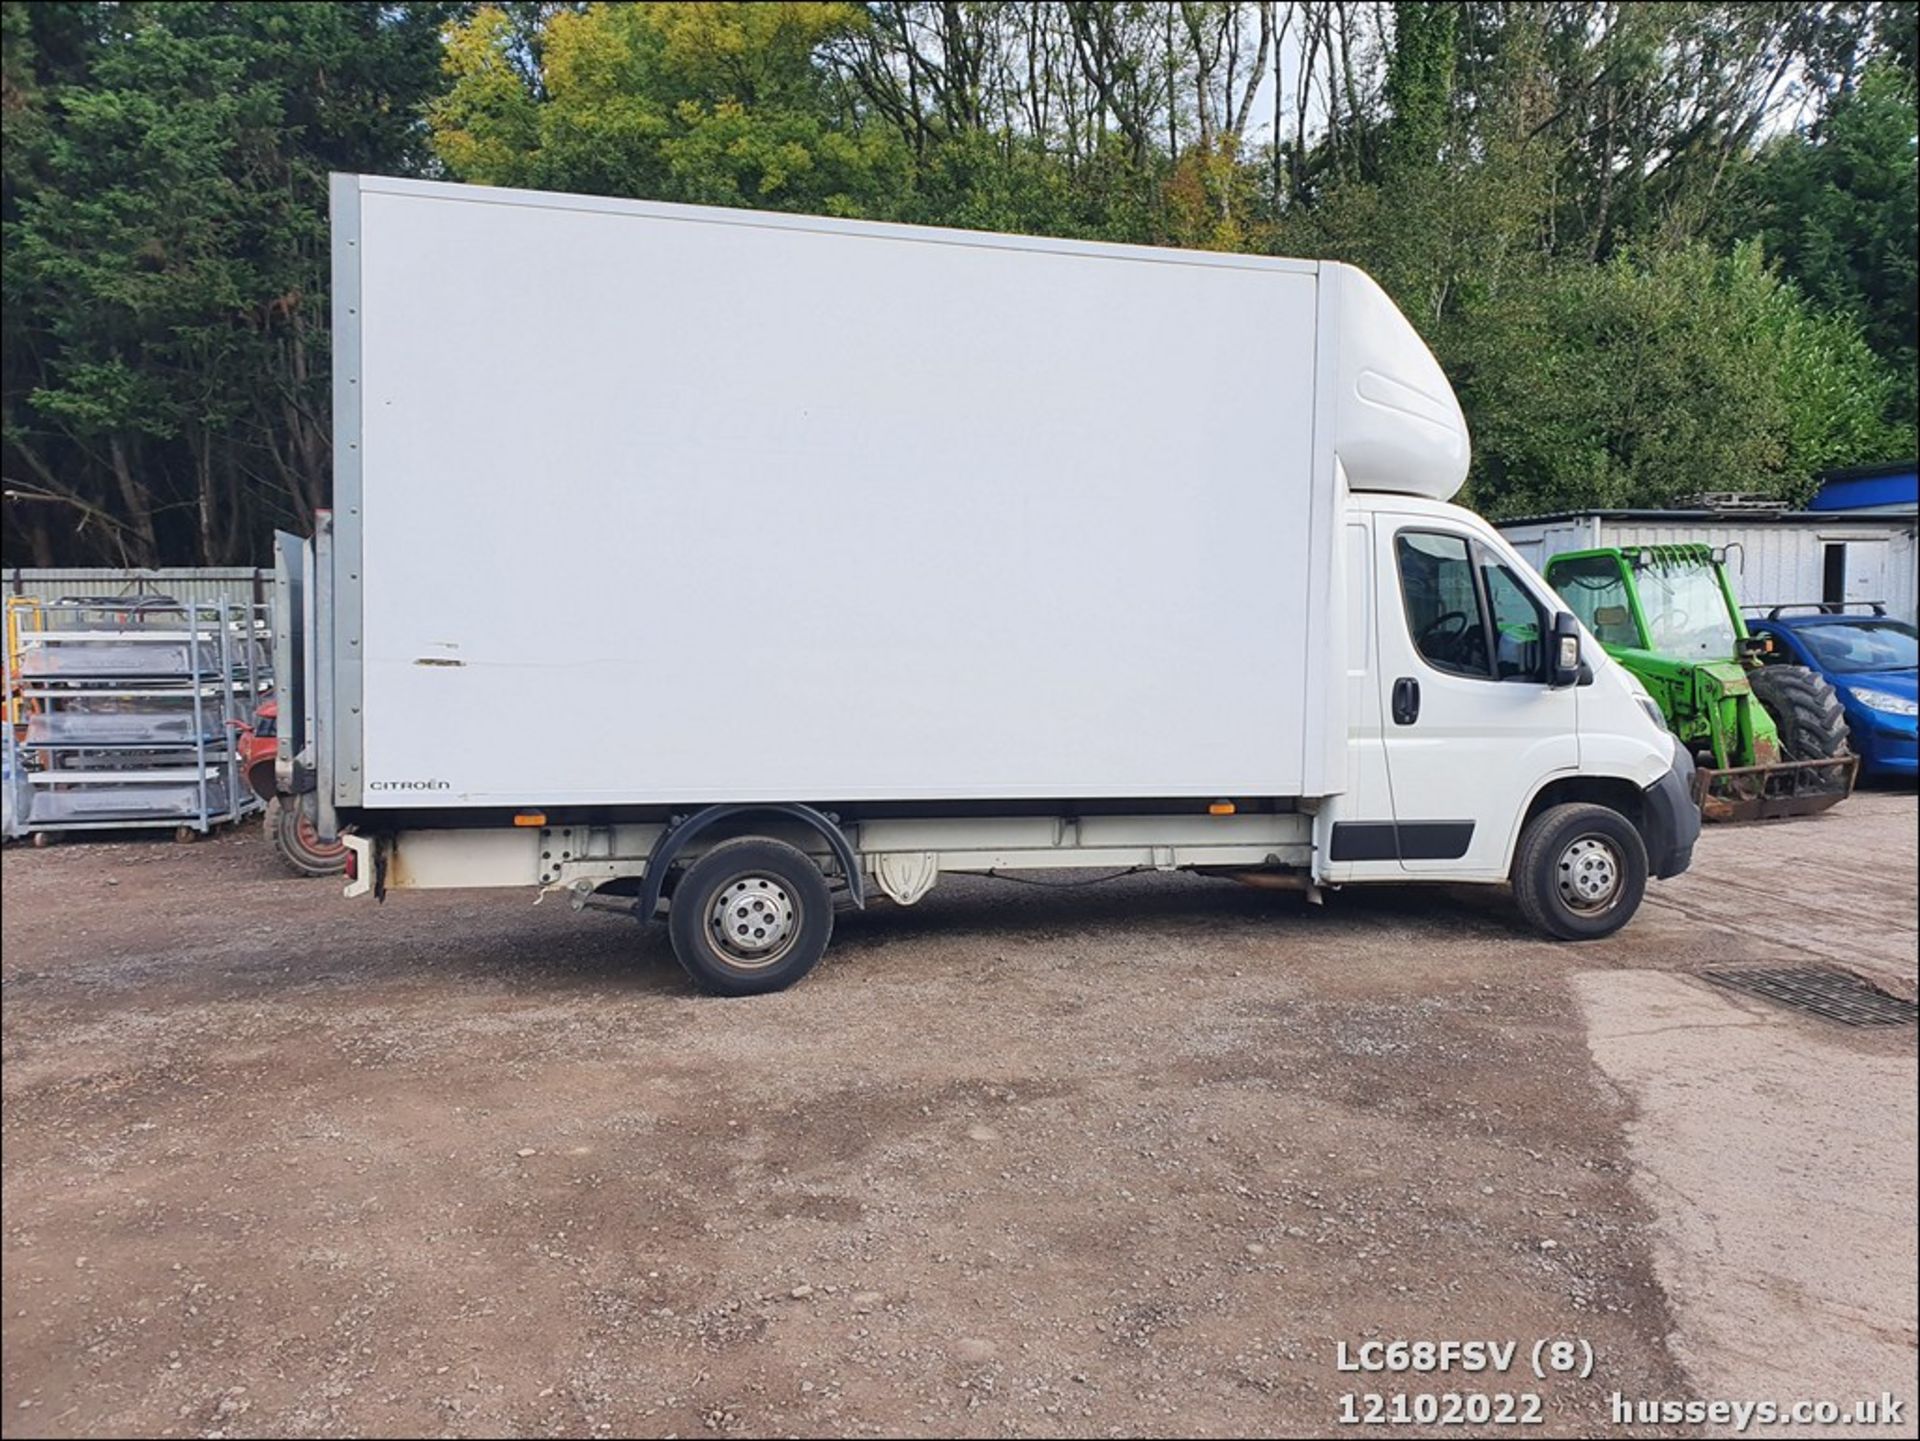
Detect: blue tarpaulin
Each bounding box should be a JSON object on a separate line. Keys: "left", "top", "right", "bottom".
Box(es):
{"left": 1808, "top": 462, "right": 1918, "bottom": 513}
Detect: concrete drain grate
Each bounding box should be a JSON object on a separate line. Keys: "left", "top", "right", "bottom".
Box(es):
{"left": 1702, "top": 965, "right": 1918, "bottom": 1028}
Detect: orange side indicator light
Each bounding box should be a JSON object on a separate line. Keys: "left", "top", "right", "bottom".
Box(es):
{"left": 513, "top": 810, "right": 547, "bottom": 828}
{"left": 1209, "top": 801, "right": 1236, "bottom": 816}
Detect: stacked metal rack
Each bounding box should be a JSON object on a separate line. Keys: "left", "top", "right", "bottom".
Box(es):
{"left": 3, "top": 598, "right": 270, "bottom": 837}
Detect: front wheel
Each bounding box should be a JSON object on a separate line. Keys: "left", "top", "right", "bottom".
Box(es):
{"left": 1511, "top": 803, "right": 1648, "bottom": 940}
{"left": 666, "top": 837, "right": 834, "bottom": 996}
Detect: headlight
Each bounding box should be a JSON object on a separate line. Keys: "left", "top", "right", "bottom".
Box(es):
{"left": 1850, "top": 687, "right": 1918, "bottom": 717}
{"left": 1636, "top": 694, "right": 1669, "bottom": 731}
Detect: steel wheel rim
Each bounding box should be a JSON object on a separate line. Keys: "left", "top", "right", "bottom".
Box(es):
{"left": 1556, "top": 834, "right": 1622, "bottom": 913}
{"left": 285, "top": 806, "right": 345, "bottom": 861}
{"left": 708, "top": 875, "right": 800, "bottom": 968}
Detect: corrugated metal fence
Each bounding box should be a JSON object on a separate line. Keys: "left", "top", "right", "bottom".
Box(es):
{"left": 1499, "top": 516, "right": 1918, "bottom": 624}
{"left": 4, "top": 567, "right": 269, "bottom": 611}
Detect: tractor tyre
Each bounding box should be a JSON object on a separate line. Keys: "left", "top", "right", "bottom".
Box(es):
{"left": 266, "top": 797, "right": 350, "bottom": 878}
{"left": 1749, "top": 664, "right": 1850, "bottom": 762}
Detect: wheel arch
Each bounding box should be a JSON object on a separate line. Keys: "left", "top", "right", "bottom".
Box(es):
{"left": 1506, "top": 772, "right": 1650, "bottom": 875}
{"left": 639, "top": 803, "right": 864, "bottom": 922}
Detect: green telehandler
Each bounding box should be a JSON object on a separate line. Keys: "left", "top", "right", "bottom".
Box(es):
{"left": 1543, "top": 544, "right": 1856, "bottom": 822}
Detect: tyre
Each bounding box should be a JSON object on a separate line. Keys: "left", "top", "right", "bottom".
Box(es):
{"left": 666, "top": 837, "right": 834, "bottom": 996}
{"left": 1748, "top": 664, "right": 1849, "bottom": 762}
{"left": 266, "top": 797, "right": 350, "bottom": 878}
{"left": 1511, "top": 803, "right": 1648, "bottom": 941}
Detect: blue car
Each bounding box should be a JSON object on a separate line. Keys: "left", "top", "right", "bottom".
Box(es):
{"left": 1748, "top": 607, "right": 1918, "bottom": 780}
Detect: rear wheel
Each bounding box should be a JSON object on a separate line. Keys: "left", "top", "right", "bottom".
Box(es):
{"left": 1511, "top": 803, "right": 1648, "bottom": 941}
{"left": 1749, "top": 664, "right": 1849, "bottom": 762}
{"left": 266, "top": 797, "right": 349, "bottom": 877}
{"left": 666, "top": 837, "right": 834, "bottom": 996}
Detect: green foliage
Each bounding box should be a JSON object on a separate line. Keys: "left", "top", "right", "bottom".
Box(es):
{"left": 1453, "top": 245, "right": 1905, "bottom": 516}
{"left": 3, "top": 0, "right": 452, "bottom": 564}
{"left": 1382, "top": 1, "right": 1457, "bottom": 170}
{"left": 1741, "top": 63, "right": 1918, "bottom": 424}
{"left": 431, "top": 4, "right": 911, "bottom": 216}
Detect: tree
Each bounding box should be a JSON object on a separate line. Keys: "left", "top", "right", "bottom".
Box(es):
{"left": 1742, "top": 63, "right": 1918, "bottom": 424}
{"left": 432, "top": 4, "right": 912, "bottom": 217}
{"left": 1381, "top": 0, "right": 1455, "bottom": 171}
{"left": 3, "top": 1, "right": 452, "bottom": 565}
{"left": 1454, "top": 245, "right": 1905, "bottom": 516}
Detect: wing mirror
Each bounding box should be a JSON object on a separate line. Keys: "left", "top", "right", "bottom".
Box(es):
{"left": 1549, "top": 611, "right": 1584, "bottom": 688}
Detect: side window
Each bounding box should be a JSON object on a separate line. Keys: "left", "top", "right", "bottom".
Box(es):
{"left": 1550, "top": 555, "right": 1639, "bottom": 647}
{"left": 1395, "top": 532, "right": 1490, "bottom": 677}
{"left": 1481, "top": 556, "right": 1546, "bottom": 681}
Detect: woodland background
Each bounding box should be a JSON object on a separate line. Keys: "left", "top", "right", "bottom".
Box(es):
{"left": 2, "top": 1, "right": 1914, "bottom": 566}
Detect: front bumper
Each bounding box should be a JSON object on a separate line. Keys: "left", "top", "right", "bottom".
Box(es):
{"left": 1861, "top": 742, "right": 1919, "bottom": 778}
{"left": 1852, "top": 712, "right": 1918, "bottom": 778}
{"left": 1642, "top": 747, "right": 1702, "bottom": 879}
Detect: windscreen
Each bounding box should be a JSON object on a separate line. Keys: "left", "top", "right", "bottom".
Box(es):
{"left": 1794, "top": 620, "right": 1918, "bottom": 674}
{"left": 1636, "top": 560, "right": 1737, "bottom": 661}
{"left": 1551, "top": 554, "right": 1640, "bottom": 647}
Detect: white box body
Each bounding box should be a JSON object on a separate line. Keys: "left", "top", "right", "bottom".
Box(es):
{"left": 331, "top": 177, "right": 1466, "bottom": 809}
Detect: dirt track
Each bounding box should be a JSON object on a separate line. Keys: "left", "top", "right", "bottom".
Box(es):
{"left": 2, "top": 791, "right": 1914, "bottom": 1438}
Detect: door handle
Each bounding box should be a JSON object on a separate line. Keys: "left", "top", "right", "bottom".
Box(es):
{"left": 1392, "top": 676, "right": 1421, "bottom": 726}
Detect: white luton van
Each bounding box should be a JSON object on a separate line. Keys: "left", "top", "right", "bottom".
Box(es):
{"left": 285, "top": 174, "right": 1699, "bottom": 995}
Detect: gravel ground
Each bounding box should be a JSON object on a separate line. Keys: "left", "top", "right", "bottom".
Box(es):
{"left": 2, "top": 790, "right": 1914, "bottom": 1438}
